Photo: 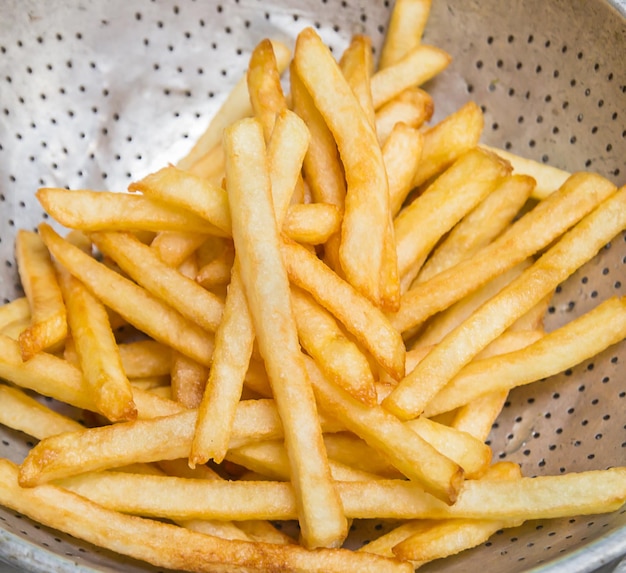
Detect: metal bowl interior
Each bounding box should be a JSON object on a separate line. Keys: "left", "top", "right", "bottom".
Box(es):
{"left": 0, "top": 1, "right": 625, "bottom": 572}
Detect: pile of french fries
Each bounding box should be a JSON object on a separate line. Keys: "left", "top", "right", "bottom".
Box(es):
{"left": 1, "top": 0, "right": 625, "bottom": 571}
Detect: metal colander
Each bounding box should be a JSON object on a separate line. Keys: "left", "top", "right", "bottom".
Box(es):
{"left": 0, "top": 0, "right": 625, "bottom": 571}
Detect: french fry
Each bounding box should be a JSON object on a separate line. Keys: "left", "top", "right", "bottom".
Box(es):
{"left": 394, "top": 147, "right": 511, "bottom": 291}
{"left": 376, "top": 87, "right": 433, "bottom": 144}
{"left": 18, "top": 399, "right": 287, "bottom": 486}
{"left": 57, "top": 264, "right": 137, "bottom": 422}
{"left": 290, "top": 63, "right": 345, "bottom": 270}
{"left": 282, "top": 203, "right": 341, "bottom": 244}
{"left": 304, "top": 357, "right": 463, "bottom": 503}
{"left": 0, "top": 383, "right": 83, "bottom": 439}
{"left": 1, "top": 461, "right": 411, "bottom": 573}
{"left": 294, "top": 27, "right": 390, "bottom": 306}
{"left": 370, "top": 43, "right": 451, "bottom": 109}
{"left": 0, "top": 297, "right": 30, "bottom": 330}
{"left": 56, "top": 466, "right": 626, "bottom": 522}
{"left": 480, "top": 143, "right": 571, "bottom": 200}
{"left": 118, "top": 340, "right": 172, "bottom": 379}
{"left": 224, "top": 117, "right": 347, "bottom": 549}
{"left": 150, "top": 231, "right": 208, "bottom": 268}
{"left": 176, "top": 40, "right": 291, "bottom": 171}
{"left": 190, "top": 265, "right": 254, "bottom": 466}
{"left": 91, "top": 231, "right": 224, "bottom": 333}
{"left": 391, "top": 172, "right": 617, "bottom": 335}
{"left": 37, "top": 188, "right": 226, "bottom": 235}
{"left": 359, "top": 461, "right": 521, "bottom": 558}
{"left": 340, "top": 34, "right": 376, "bottom": 128}
{"left": 291, "top": 285, "right": 377, "bottom": 405}
{"left": 424, "top": 295, "right": 626, "bottom": 416}
{"left": 281, "top": 238, "right": 405, "bottom": 380}
{"left": 385, "top": 185, "right": 626, "bottom": 420}
{"left": 450, "top": 391, "right": 509, "bottom": 442}
{"left": 196, "top": 242, "right": 235, "bottom": 289}
{"left": 15, "top": 229, "right": 67, "bottom": 359}
{"left": 39, "top": 224, "right": 215, "bottom": 367}
{"left": 415, "top": 174, "right": 535, "bottom": 284}
{"left": 411, "top": 101, "right": 484, "bottom": 189}
{"left": 383, "top": 123, "right": 424, "bottom": 216}
{"left": 170, "top": 353, "right": 207, "bottom": 409}
{"left": 379, "top": 0, "right": 432, "bottom": 69}
{"left": 247, "top": 38, "right": 288, "bottom": 141}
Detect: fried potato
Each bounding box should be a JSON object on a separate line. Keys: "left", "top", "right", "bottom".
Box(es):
{"left": 15, "top": 230, "right": 67, "bottom": 359}
{"left": 224, "top": 117, "right": 347, "bottom": 549}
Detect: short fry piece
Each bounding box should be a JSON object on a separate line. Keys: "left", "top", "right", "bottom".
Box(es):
{"left": 15, "top": 230, "right": 67, "bottom": 359}
{"left": 57, "top": 266, "right": 137, "bottom": 422}
{"left": 379, "top": 0, "right": 432, "bottom": 68}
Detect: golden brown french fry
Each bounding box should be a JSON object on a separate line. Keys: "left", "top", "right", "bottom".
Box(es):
{"left": 294, "top": 27, "right": 390, "bottom": 307}
{"left": 0, "top": 297, "right": 30, "bottom": 330}
{"left": 150, "top": 231, "right": 208, "bottom": 268}
{"left": 37, "top": 188, "right": 225, "bottom": 235}
{"left": 190, "top": 265, "right": 254, "bottom": 466}
{"left": 450, "top": 390, "right": 509, "bottom": 442}
{"left": 386, "top": 185, "right": 626, "bottom": 420}
{"left": 18, "top": 399, "right": 285, "bottom": 486}
{"left": 247, "top": 38, "right": 288, "bottom": 141}
{"left": 170, "top": 352, "right": 207, "bottom": 409}
{"left": 383, "top": 123, "right": 424, "bottom": 217}
{"left": 375, "top": 87, "right": 433, "bottom": 145}
{"left": 176, "top": 40, "right": 291, "bottom": 171}
{"left": 196, "top": 242, "right": 235, "bottom": 289}
{"left": 416, "top": 174, "right": 535, "bottom": 284}
{"left": 118, "top": 340, "right": 172, "bottom": 379}
{"left": 15, "top": 230, "right": 67, "bottom": 359}
{"left": 1, "top": 461, "right": 411, "bottom": 573}
{"left": 379, "top": 0, "right": 432, "bottom": 69}
{"left": 0, "top": 383, "right": 83, "bottom": 439}
{"left": 39, "top": 224, "right": 215, "bottom": 367}
{"left": 411, "top": 101, "right": 484, "bottom": 189}
{"left": 282, "top": 203, "right": 341, "bottom": 244}
{"left": 391, "top": 172, "right": 617, "bottom": 335}
{"left": 282, "top": 238, "right": 405, "bottom": 380}
{"left": 304, "top": 357, "right": 463, "bottom": 504}
{"left": 57, "top": 265, "right": 137, "bottom": 422}
{"left": 185, "top": 143, "right": 225, "bottom": 183}
{"left": 290, "top": 63, "right": 345, "bottom": 270}
{"left": 224, "top": 117, "right": 347, "bottom": 549}
{"left": 91, "top": 231, "right": 224, "bottom": 333}
{"left": 291, "top": 285, "right": 377, "bottom": 405}
{"left": 340, "top": 35, "right": 376, "bottom": 128}
{"left": 359, "top": 462, "right": 521, "bottom": 556}
{"left": 370, "top": 43, "right": 451, "bottom": 109}
{"left": 0, "top": 334, "right": 181, "bottom": 419}
{"left": 413, "top": 260, "right": 533, "bottom": 348}
{"left": 425, "top": 295, "right": 626, "bottom": 416}
{"left": 480, "top": 144, "right": 571, "bottom": 200}
{"left": 57, "top": 466, "right": 626, "bottom": 522}
{"left": 395, "top": 147, "right": 511, "bottom": 291}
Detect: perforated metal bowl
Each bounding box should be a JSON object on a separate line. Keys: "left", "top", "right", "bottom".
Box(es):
{"left": 0, "top": 1, "right": 625, "bottom": 572}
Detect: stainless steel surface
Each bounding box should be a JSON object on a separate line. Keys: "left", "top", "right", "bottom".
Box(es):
{"left": 0, "top": 0, "right": 625, "bottom": 571}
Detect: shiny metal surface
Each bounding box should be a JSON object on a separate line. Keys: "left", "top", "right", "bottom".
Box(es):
{"left": 0, "top": 1, "right": 625, "bottom": 571}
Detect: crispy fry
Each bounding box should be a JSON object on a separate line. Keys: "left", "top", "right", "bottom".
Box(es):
{"left": 424, "top": 295, "right": 626, "bottom": 416}
{"left": 340, "top": 35, "right": 376, "bottom": 128}
{"left": 91, "top": 231, "right": 224, "bottom": 332}
{"left": 118, "top": 340, "right": 172, "bottom": 379}
{"left": 294, "top": 27, "right": 390, "bottom": 306}
{"left": 394, "top": 147, "right": 511, "bottom": 291}
{"left": 391, "top": 172, "right": 617, "bottom": 335}
{"left": 2, "top": 461, "right": 411, "bottom": 573}
{"left": 291, "top": 285, "right": 377, "bottom": 405}
{"left": 411, "top": 101, "right": 484, "bottom": 189}
{"left": 379, "top": 0, "right": 432, "bottom": 68}
{"left": 57, "top": 264, "right": 137, "bottom": 422}
{"left": 371, "top": 44, "right": 451, "bottom": 109}
{"left": 386, "top": 185, "right": 626, "bottom": 419}
{"left": 376, "top": 88, "right": 433, "bottom": 146}
{"left": 170, "top": 353, "right": 207, "bottom": 409}
{"left": 39, "top": 224, "right": 215, "bottom": 367}
{"left": 224, "top": 117, "right": 347, "bottom": 549}
{"left": 15, "top": 230, "right": 67, "bottom": 359}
